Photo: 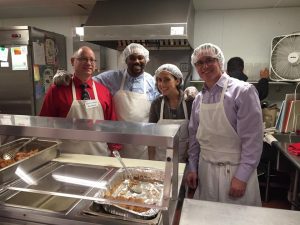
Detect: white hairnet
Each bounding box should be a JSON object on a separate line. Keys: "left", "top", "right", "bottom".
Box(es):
{"left": 123, "top": 43, "right": 150, "bottom": 63}
{"left": 191, "top": 43, "right": 225, "bottom": 70}
{"left": 155, "top": 64, "right": 183, "bottom": 82}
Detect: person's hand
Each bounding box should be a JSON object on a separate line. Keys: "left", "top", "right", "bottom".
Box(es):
{"left": 229, "top": 176, "right": 247, "bottom": 198}
{"left": 53, "top": 69, "right": 72, "bottom": 86}
{"left": 186, "top": 171, "right": 198, "bottom": 189}
{"left": 184, "top": 86, "right": 199, "bottom": 101}
{"left": 260, "top": 68, "right": 269, "bottom": 79}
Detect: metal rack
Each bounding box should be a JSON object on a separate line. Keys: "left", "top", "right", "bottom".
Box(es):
{"left": 0, "top": 114, "right": 181, "bottom": 225}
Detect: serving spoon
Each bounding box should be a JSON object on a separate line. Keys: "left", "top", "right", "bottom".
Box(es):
{"left": 112, "top": 150, "right": 142, "bottom": 194}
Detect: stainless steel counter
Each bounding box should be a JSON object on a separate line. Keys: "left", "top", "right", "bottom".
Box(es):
{"left": 269, "top": 133, "right": 300, "bottom": 210}
{"left": 0, "top": 154, "right": 186, "bottom": 225}
{"left": 0, "top": 114, "right": 183, "bottom": 225}
{"left": 179, "top": 199, "right": 300, "bottom": 225}
{"left": 272, "top": 133, "right": 300, "bottom": 170}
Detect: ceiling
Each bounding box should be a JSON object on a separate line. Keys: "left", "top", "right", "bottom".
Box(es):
{"left": 0, "top": 0, "right": 299, "bottom": 18}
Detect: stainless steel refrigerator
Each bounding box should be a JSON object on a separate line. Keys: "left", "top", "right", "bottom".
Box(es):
{"left": 0, "top": 26, "right": 67, "bottom": 115}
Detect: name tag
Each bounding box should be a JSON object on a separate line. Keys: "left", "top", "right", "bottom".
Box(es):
{"left": 85, "top": 100, "right": 98, "bottom": 109}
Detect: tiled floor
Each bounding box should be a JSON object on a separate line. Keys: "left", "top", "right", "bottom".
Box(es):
{"left": 261, "top": 187, "right": 291, "bottom": 209}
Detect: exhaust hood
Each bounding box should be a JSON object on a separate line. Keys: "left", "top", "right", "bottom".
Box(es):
{"left": 82, "top": 0, "right": 194, "bottom": 50}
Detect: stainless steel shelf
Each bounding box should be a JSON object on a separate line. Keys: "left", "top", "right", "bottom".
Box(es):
{"left": 0, "top": 114, "right": 180, "bottom": 148}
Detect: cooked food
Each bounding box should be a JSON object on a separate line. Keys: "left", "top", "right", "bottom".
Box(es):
{"left": 0, "top": 149, "right": 39, "bottom": 168}
{"left": 0, "top": 159, "right": 15, "bottom": 168}
{"left": 103, "top": 176, "right": 163, "bottom": 213}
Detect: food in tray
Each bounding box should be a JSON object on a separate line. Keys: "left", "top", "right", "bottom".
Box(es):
{"left": 102, "top": 170, "right": 164, "bottom": 214}
{"left": 106, "top": 195, "right": 150, "bottom": 213}
{"left": 0, "top": 149, "right": 39, "bottom": 168}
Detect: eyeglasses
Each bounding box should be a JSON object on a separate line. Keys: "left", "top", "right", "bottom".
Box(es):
{"left": 75, "top": 57, "right": 97, "bottom": 64}
{"left": 194, "top": 57, "right": 217, "bottom": 67}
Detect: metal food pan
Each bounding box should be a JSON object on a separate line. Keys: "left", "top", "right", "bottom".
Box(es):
{"left": 0, "top": 138, "right": 60, "bottom": 184}
{"left": 94, "top": 167, "right": 165, "bottom": 220}
{"left": 83, "top": 201, "right": 162, "bottom": 225}
{"left": 4, "top": 191, "right": 78, "bottom": 214}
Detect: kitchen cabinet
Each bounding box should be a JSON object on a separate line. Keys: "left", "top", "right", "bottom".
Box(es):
{"left": 0, "top": 114, "right": 183, "bottom": 225}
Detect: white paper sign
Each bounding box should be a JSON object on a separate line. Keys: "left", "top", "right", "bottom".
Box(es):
{"left": 170, "top": 26, "right": 184, "bottom": 35}
{"left": 11, "top": 46, "right": 28, "bottom": 70}
{"left": 33, "top": 42, "right": 46, "bottom": 65}
{"left": 0, "top": 47, "right": 9, "bottom": 61}
{"left": 0, "top": 115, "right": 13, "bottom": 125}
{"left": 0, "top": 61, "right": 9, "bottom": 67}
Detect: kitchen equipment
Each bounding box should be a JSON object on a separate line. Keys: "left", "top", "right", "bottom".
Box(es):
{"left": 2, "top": 137, "right": 37, "bottom": 160}
{"left": 0, "top": 26, "right": 67, "bottom": 115}
{"left": 112, "top": 150, "right": 142, "bottom": 194}
{"left": 77, "top": 0, "right": 194, "bottom": 86}
{"left": 0, "top": 115, "right": 180, "bottom": 225}
{"left": 270, "top": 32, "right": 300, "bottom": 82}
{"left": 83, "top": 0, "right": 194, "bottom": 51}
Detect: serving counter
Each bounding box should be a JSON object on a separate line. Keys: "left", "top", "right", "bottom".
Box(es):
{"left": 179, "top": 199, "right": 300, "bottom": 225}
{"left": 0, "top": 114, "right": 184, "bottom": 225}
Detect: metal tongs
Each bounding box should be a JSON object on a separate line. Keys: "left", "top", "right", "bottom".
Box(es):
{"left": 2, "top": 137, "right": 37, "bottom": 160}
{"left": 112, "top": 150, "right": 142, "bottom": 194}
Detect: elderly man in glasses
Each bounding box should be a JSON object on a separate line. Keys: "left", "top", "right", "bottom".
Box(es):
{"left": 186, "top": 43, "right": 263, "bottom": 206}
{"left": 40, "top": 46, "right": 121, "bottom": 156}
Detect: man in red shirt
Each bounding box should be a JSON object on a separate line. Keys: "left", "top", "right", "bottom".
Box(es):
{"left": 40, "top": 46, "right": 121, "bottom": 155}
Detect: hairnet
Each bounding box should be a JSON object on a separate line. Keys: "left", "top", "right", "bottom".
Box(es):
{"left": 155, "top": 64, "right": 183, "bottom": 82}
{"left": 191, "top": 43, "right": 225, "bottom": 70}
{"left": 123, "top": 43, "right": 150, "bottom": 63}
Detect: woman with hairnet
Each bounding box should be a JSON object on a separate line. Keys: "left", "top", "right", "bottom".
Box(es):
{"left": 148, "top": 64, "right": 194, "bottom": 162}
{"left": 186, "top": 43, "right": 263, "bottom": 206}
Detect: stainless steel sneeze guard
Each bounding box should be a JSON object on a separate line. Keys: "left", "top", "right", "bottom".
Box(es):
{"left": 0, "top": 114, "right": 181, "bottom": 225}
{"left": 0, "top": 114, "right": 179, "bottom": 148}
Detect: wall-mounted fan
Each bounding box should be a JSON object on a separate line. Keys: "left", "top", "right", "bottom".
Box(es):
{"left": 270, "top": 32, "right": 300, "bottom": 82}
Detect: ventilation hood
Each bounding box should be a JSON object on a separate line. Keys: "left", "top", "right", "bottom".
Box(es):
{"left": 82, "top": 0, "right": 194, "bottom": 50}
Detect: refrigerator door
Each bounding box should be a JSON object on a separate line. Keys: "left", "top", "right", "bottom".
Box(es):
{"left": 0, "top": 44, "right": 34, "bottom": 115}
{"left": 0, "top": 26, "right": 67, "bottom": 116}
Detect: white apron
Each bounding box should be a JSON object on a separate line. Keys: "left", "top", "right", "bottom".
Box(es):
{"left": 59, "top": 80, "right": 109, "bottom": 156}
{"left": 155, "top": 99, "right": 189, "bottom": 162}
{"left": 113, "top": 71, "right": 151, "bottom": 159}
{"left": 194, "top": 78, "right": 261, "bottom": 206}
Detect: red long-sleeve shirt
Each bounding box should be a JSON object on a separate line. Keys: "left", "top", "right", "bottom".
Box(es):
{"left": 40, "top": 75, "right": 121, "bottom": 151}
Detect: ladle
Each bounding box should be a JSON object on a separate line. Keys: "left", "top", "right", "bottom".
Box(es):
{"left": 112, "top": 150, "right": 142, "bottom": 194}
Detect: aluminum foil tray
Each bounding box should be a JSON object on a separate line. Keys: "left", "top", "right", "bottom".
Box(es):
{"left": 0, "top": 138, "right": 60, "bottom": 184}
{"left": 94, "top": 167, "right": 165, "bottom": 220}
